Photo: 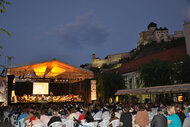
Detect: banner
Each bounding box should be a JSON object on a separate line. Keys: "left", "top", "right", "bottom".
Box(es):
{"left": 91, "top": 80, "right": 96, "bottom": 100}
{"left": 0, "top": 77, "right": 6, "bottom": 102}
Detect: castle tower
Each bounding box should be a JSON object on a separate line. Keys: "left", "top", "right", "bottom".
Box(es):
{"left": 147, "top": 22, "right": 157, "bottom": 31}
{"left": 184, "top": 20, "right": 190, "bottom": 55}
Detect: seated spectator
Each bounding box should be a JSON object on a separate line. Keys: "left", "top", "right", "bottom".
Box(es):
{"left": 67, "top": 108, "right": 79, "bottom": 120}
{"left": 32, "top": 112, "right": 43, "bottom": 126}
{"left": 23, "top": 109, "right": 33, "bottom": 123}
{"left": 78, "top": 109, "right": 87, "bottom": 121}
{"left": 109, "top": 112, "right": 118, "bottom": 127}
{"left": 47, "top": 109, "right": 62, "bottom": 126}
{"left": 17, "top": 108, "right": 28, "bottom": 127}
{"left": 40, "top": 109, "right": 50, "bottom": 127}
{"left": 84, "top": 111, "right": 94, "bottom": 123}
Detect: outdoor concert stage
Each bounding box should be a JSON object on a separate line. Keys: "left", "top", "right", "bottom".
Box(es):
{"left": 3, "top": 59, "right": 96, "bottom": 106}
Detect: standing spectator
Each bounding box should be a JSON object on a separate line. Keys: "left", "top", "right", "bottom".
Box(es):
{"left": 119, "top": 106, "right": 132, "bottom": 127}
{"left": 183, "top": 108, "right": 190, "bottom": 127}
{"left": 183, "top": 103, "right": 189, "bottom": 116}
{"left": 167, "top": 106, "right": 182, "bottom": 127}
{"left": 151, "top": 107, "right": 167, "bottom": 127}
{"left": 135, "top": 104, "right": 149, "bottom": 127}
{"left": 176, "top": 106, "right": 186, "bottom": 125}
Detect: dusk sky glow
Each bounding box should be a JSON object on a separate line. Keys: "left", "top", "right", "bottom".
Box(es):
{"left": 1, "top": 0, "right": 190, "bottom": 67}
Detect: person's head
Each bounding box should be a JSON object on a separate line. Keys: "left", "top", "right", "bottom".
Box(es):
{"left": 41, "top": 109, "right": 46, "bottom": 115}
{"left": 130, "top": 106, "right": 135, "bottom": 112}
{"left": 34, "top": 112, "right": 40, "bottom": 119}
{"left": 71, "top": 108, "right": 76, "bottom": 113}
{"left": 183, "top": 103, "right": 188, "bottom": 108}
{"left": 111, "top": 112, "right": 116, "bottom": 118}
{"left": 122, "top": 106, "right": 130, "bottom": 113}
{"left": 175, "top": 106, "right": 181, "bottom": 112}
{"left": 138, "top": 104, "right": 145, "bottom": 111}
{"left": 167, "top": 106, "right": 176, "bottom": 115}
{"left": 157, "top": 107, "right": 163, "bottom": 115}
{"left": 52, "top": 109, "right": 58, "bottom": 116}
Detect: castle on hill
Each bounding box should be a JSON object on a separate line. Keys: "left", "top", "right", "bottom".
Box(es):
{"left": 137, "top": 22, "right": 184, "bottom": 47}
{"left": 91, "top": 22, "right": 185, "bottom": 68}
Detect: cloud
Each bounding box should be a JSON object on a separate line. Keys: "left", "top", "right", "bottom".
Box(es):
{"left": 54, "top": 12, "right": 109, "bottom": 47}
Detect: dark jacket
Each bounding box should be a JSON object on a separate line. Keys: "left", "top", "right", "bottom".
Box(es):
{"left": 176, "top": 111, "right": 186, "bottom": 124}
{"left": 47, "top": 116, "right": 62, "bottom": 126}
{"left": 151, "top": 114, "right": 167, "bottom": 127}
{"left": 120, "top": 112, "right": 132, "bottom": 127}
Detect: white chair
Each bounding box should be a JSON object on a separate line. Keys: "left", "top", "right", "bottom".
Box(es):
{"left": 17, "top": 118, "right": 24, "bottom": 127}
{"left": 102, "top": 111, "right": 110, "bottom": 120}
{"left": 3, "top": 111, "right": 10, "bottom": 122}
{"left": 115, "top": 112, "right": 120, "bottom": 119}
{"left": 98, "top": 120, "right": 109, "bottom": 127}
{"left": 63, "top": 120, "right": 74, "bottom": 127}
{"left": 93, "top": 111, "right": 102, "bottom": 120}
{"left": 109, "top": 119, "right": 119, "bottom": 127}
{"left": 10, "top": 114, "right": 19, "bottom": 126}
{"left": 32, "top": 123, "right": 44, "bottom": 127}
{"left": 83, "top": 122, "right": 95, "bottom": 127}
{"left": 61, "top": 119, "right": 66, "bottom": 124}
{"left": 24, "top": 119, "right": 31, "bottom": 127}
{"left": 80, "top": 119, "right": 86, "bottom": 124}
{"left": 48, "top": 121, "right": 62, "bottom": 127}
{"left": 132, "top": 115, "right": 136, "bottom": 125}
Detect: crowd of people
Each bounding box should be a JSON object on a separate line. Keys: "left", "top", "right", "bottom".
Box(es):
{"left": 0, "top": 102, "right": 190, "bottom": 127}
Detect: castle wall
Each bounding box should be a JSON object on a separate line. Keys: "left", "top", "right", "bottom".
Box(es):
{"left": 91, "top": 52, "right": 129, "bottom": 68}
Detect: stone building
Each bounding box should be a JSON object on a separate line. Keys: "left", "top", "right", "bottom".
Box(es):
{"left": 91, "top": 52, "right": 129, "bottom": 68}
{"left": 138, "top": 22, "right": 184, "bottom": 47}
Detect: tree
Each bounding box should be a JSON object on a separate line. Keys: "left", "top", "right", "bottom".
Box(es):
{"left": 96, "top": 71, "right": 125, "bottom": 100}
{"left": 0, "top": 0, "right": 11, "bottom": 35}
{"left": 173, "top": 55, "right": 190, "bottom": 83}
{"left": 138, "top": 59, "right": 173, "bottom": 87}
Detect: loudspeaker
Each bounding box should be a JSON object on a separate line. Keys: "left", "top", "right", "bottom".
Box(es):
{"left": 8, "top": 75, "right": 14, "bottom": 105}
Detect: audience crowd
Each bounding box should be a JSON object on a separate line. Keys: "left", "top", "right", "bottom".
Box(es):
{"left": 0, "top": 102, "right": 190, "bottom": 127}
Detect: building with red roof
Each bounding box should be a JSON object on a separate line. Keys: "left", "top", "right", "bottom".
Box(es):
{"left": 117, "top": 44, "right": 187, "bottom": 89}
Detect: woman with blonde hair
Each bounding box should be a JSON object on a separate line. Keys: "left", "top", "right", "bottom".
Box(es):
{"left": 167, "top": 106, "right": 182, "bottom": 127}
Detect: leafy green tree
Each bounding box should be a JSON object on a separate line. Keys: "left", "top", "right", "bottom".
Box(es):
{"left": 138, "top": 59, "right": 173, "bottom": 87}
{"left": 97, "top": 71, "right": 125, "bottom": 100}
{"left": 0, "top": 0, "right": 11, "bottom": 35}
{"left": 173, "top": 55, "right": 190, "bottom": 83}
